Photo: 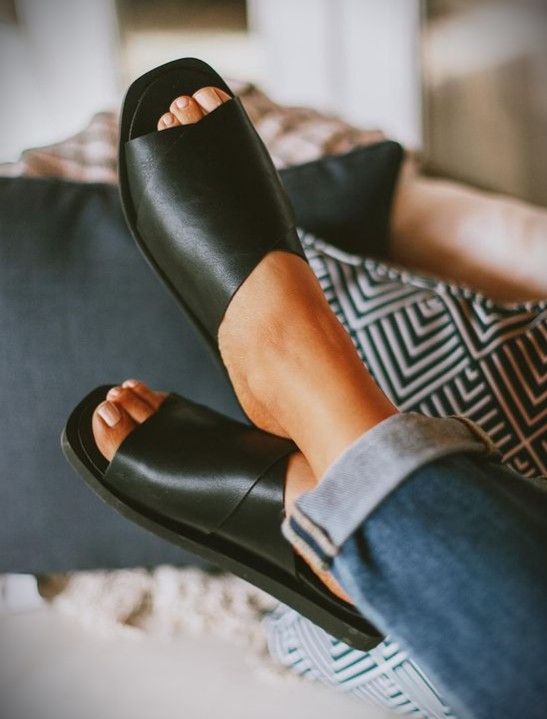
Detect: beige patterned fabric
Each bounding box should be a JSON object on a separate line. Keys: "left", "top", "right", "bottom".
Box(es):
{"left": 0, "top": 111, "right": 118, "bottom": 184}
{"left": 0, "top": 83, "right": 383, "bottom": 183}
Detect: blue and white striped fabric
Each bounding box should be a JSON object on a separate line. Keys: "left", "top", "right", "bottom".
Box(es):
{"left": 263, "top": 232, "right": 546, "bottom": 718}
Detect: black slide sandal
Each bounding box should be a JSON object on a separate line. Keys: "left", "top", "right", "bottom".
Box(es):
{"left": 119, "top": 57, "right": 306, "bottom": 358}
{"left": 62, "top": 386, "right": 382, "bottom": 651}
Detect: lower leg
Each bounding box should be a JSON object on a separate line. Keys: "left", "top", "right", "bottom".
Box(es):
{"left": 219, "top": 252, "right": 398, "bottom": 478}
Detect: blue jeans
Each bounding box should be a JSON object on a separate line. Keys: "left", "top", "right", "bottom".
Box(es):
{"left": 283, "top": 414, "right": 547, "bottom": 719}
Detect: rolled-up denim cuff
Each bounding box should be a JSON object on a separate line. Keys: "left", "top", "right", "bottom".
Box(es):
{"left": 282, "top": 413, "right": 499, "bottom": 571}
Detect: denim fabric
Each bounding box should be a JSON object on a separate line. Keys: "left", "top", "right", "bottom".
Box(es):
{"left": 331, "top": 456, "right": 547, "bottom": 719}
{"left": 283, "top": 414, "right": 497, "bottom": 568}
{"left": 283, "top": 416, "right": 547, "bottom": 719}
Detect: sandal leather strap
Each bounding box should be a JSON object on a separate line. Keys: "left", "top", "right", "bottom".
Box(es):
{"left": 104, "top": 394, "right": 295, "bottom": 544}
{"left": 124, "top": 98, "right": 305, "bottom": 338}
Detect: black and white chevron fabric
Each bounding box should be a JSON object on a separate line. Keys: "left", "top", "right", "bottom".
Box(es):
{"left": 266, "top": 233, "right": 546, "bottom": 719}
{"left": 303, "top": 233, "right": 546, "bottom": 478}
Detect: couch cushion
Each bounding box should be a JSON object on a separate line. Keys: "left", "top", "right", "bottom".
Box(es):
{"left": 1, "top": 176, "right": 239, "bottom": 573}
{"left": 281, "top": 142, "right": 403, "bottom": 257}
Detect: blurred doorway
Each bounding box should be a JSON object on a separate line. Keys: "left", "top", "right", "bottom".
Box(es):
{"left": 116, "top": 0, "right": 263, "bottom": 85}
{"left": 422, "top": 0, "right": 547, "bottom": 206}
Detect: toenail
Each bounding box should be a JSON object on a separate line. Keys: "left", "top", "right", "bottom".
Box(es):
{"left": 194, "top": 88, "right": 221, "bottom": 112}
{"left": 122, "top": 379, "right": 139, "bottom": 388}
{"left": 175, "top": 97, "right": 189, "bottom": 109}
{"left": 107, "top": 387, "right": 122, "bottom": 400}
{"left": 97, "top": 401, "right": 121, "bottom": 427}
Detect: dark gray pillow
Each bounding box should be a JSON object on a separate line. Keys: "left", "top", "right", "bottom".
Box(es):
{"left": 280, "top": 141, "right": 403, "bottom": 257}
{"left": 1, "top": 176, "right": 239, "bottom": 574}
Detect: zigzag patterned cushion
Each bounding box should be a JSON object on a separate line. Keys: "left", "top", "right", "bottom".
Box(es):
{"left": 302, "top": 232, "right": 546, "bottom": 478}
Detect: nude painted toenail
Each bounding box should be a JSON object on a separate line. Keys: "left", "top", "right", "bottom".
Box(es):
{"left": 97, "top": 401, "right": 121, "bottom": 427}
{"left": 175, "top": 97, "right": 189, "bottom": 109}
{"left": 194, "top": 88, "right": 221, "bottom": 112}
{"left": 122, "top": 379, "right": 139, "bottom": 388}
{"left": 162, "top": 114, "right": 173, "bottom": 126}
{"left": 107, "top": 387, "right": 122, "bottom": 400}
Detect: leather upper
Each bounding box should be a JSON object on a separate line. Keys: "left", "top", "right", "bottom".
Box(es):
{"left": 104, "top": 394, "right": 296, "bottom": 572}
{"left": 124, "top": 97, "right": 306, "bottom": 339}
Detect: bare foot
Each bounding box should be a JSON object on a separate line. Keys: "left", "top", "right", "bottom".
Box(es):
{"left": 92, "top": 379, "right": 168, "bottom": 460}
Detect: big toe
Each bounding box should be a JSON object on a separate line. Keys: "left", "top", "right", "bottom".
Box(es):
{"left": 192, "top": 86, "right": 231, "bottom": 114}
{"left": 92, "top": 382, "right": 167, "bottom": 461}
{"left": 92, "top": 400, "right": 136, "bottom": 462}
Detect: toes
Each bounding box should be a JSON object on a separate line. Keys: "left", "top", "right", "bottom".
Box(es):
{"left": 121, "top": 379, "right": 168, "bottom": 411}
{"left": 106, "top": 386, "right": 155, "bottom": 424}
{"left": 157, "top": 112, "right": 179, "bottom": 131}
{"left": 92, "top": 401, "right": 136, "bottom": 462}
{"left": 192, "top": 86, "right": 230, "bottom": 114}
{"left": 159, "top": 87, "right": 230, "bottom": 130}
{"left": 92, "top": 381, "right": 167, "bottom": 463}
{"left": 169, "top": 95, "right": 204, "bottom": 125}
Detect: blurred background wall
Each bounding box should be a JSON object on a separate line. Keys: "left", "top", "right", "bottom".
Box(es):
{"left": 423, "top": 0, "right": 547, "bottom": 205}
{"left": 0, "top": 0, "right": 545, "bottom": 204}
